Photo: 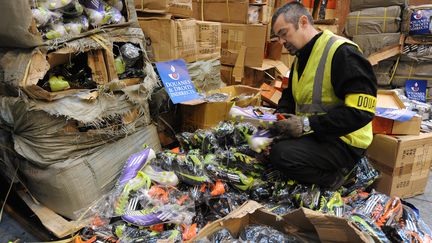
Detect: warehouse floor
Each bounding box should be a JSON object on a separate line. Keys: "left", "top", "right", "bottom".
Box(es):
{"left": 1, "top": 173, "right": 431, "bottom": 242}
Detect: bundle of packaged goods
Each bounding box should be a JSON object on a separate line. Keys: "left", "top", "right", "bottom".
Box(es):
{"left": 348, "top": 2, "right": 403, "bottom": 59}
{"left": 0, "top": 0, "right": 137, "bottom": 48}
{"left": 64, "top": 119, "right": 431, "bottom": 242}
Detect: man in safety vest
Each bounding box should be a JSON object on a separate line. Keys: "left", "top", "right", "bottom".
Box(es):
{"left": 269, "top": 2, "right": 377, "bottom": 190}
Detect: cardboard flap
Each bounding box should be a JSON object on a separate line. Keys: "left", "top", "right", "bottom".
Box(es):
{"left": 26, "top": 51, "right": 50, "bottom": 87}
{"left": 282, "top": 208, "right": 317, "bottom": 232}
{"left": 225, "top": 200, "right": 263, "bottom": 219}
{"left": 377, "top": 90, "right": 405, "bottom": 109}
{"left": 181, "top": 99, "right": 206, "bottom": 105}
{"left": 233, "top": 45, "right": 247, "bottom": 82}
{"left": 303, "top": 208, "right": 373, "bottom": 243}
{"left": 251, "top": 59, "right": 289, "bottom": 77}
{"left": 18, "top": 190, "right": 90, "bottom": 238}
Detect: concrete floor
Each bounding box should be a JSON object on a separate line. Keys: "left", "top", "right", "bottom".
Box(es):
{"left": 1, "top": 174, "right": 431, "bottom": 242}
{"left": 405, "top": 173, "right": 432, "bottom": 228}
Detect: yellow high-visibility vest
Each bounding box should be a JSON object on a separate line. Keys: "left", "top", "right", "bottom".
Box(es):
{"left": 292, "top": 30, "right": 375, "bottom": 149}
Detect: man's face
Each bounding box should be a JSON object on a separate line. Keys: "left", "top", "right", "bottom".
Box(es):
{"left": 273, "top": 14, "right": 304, "bottom": 55}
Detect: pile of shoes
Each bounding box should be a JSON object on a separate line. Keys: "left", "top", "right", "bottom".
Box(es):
{"left": 72, "top": 121, "right": 432, "bottom": 242}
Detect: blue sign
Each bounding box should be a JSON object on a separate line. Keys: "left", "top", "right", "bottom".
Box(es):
{"left": 409, "top": 9, "right": 432, "bottom": 35}
{"left": 155, "top": 59, "right": 200, "bottom": 104}
{"left": 375, "top": 107, "right": 416, "bottom": 122}
{"left": 406, "top": 79, "right": 427, "bottom": 103}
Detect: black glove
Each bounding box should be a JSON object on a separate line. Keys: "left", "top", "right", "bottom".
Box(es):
{"left": 270, "top": 114, "right": 304, "bottom": 138}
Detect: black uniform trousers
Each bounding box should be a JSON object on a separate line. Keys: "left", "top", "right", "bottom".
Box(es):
{"left": 269, "top": 134, "right": 364, "bottom": 187}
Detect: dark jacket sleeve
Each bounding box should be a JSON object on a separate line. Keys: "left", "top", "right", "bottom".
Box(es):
{"left": 276, "top": 63, "right": 296, "bottom": 114}
{"left": 308, "top": 44, "right": 377, "bottom": 141}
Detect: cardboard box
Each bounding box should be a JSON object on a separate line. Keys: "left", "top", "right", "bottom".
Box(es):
{"left": 265, "top": 41, "right": 283, "bottom": 60}
{"left": 221, "top": 23, "right": 267, "bottom": 67}
{"left": 21, "top": 48, "right": 108, "bottom": 101}
{"left": 104, "top": 39, "right": 146, "bottom": 87}
{"left": 192, "top": 0, "right": 266, "bottom": 24}
{"left": 138, "top": 17, "right": 197, "bottom": 62}
{"left": 221, "top": 59, "right": 288, "bottom": 87}
{"left": 181, "top": 85, "right": 261, "bottom": 131}
{"left": 221, "top": 65, "right": 235, "bottom": 85}
{"left": 193, "top": 200, "right": 373, "bottom": 242}
{"left": 135, "top": 0, "right": 192, "bottom": 17}
{"left": 260, "top": 82, "right": 282, "bottom": 107}
{"left": 372, "top": 90, "right": 422, "bottom": 135}
{"left": 367, "top": 133, "right": 432, "bottom": 198}
{"left": 196, "top": 21, "right": 222, "bottom": 60}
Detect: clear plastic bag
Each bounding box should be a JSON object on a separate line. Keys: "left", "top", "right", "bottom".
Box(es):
{"left": 239, "top": 225, "right": 302, "bottom": 243}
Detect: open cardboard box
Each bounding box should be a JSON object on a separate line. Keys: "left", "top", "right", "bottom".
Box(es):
{"left": 192, "top": 200, "right": 374, "bottom": 242}
{"left": 372, "top": 90, "right": 421, "bottom": 135}
{"left": 221, "top": 59, "right": 289, "bottom": 88}
{"left": 21, "top": 47, "right": 109, "bottom": 101}
{"left": 104, "top": 40, "right": 146, "bottom": 88}
{"left": 181, "top": 85, "right": 261, "bottom": 131}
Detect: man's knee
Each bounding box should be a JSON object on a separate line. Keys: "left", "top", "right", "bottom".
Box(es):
{"left": 269, "top": 141, "right": 296, "bottom": 169}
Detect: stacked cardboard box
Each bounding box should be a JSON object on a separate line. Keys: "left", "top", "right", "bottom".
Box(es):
{"left": 367, "top": 133, "right": 432, "bottom": 198}
{"left": 367, "top": 90, "right": 430, "bottom": 198}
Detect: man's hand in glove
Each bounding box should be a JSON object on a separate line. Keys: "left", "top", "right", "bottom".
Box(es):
{"left": 271, "top": 114, "right": 304, "bottom": 138}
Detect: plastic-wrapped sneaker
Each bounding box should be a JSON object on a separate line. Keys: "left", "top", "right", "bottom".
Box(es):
{"left": 376, "top": 197, "right": 403, "bottom": 227}
{"left": 142, "top": 164, "right": 179, "bottom": 186}
{"left": 325, "top": 192, "right": 345, "bottom": 217}
{"left": 229, "top": 106, "right": 277, "bottom": 127}
{"left": 205, "top": 164, "right": 254, "bottom": 191}
{"left": 117, "top": 148, "right": 156, "bottom": 187}
{"left": 349, "top": 213, "right": 389, "bottom": 242}
{"left": 115, "top": 171, "right": 151, "bottom": 215}
{"left": 220, "top": 148, "right": 264, "bottom": 174}
{"left": 172, "top": 150, "right": 209, "bottom": 186}
{"left": 122, "top": 208, "right": 177, "bottom": 227}
{"left": 248, "top": 129, "right": 273, "bottom": 153}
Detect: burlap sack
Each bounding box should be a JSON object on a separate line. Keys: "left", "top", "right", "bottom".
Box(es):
{"left": 353, "top": 33, "right": 401, "bottom": 57}
{"left": 345, "top": 6, "right": 402, "bottom": 37}
{"left": 350, "top": 0, "right": 405, "bottom": 12}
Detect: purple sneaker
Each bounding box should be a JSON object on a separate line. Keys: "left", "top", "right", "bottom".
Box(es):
{"left": 122, "top": 209, "right": 175, "bottom": 226}
{"left": 117, "top": 148, "right": 156, "bottom": 187}
{"left": 248, "top": 129, "right": 274, "bottom": 153}
{"left": 229, "top": 106, "right": 277, "bottom": 127}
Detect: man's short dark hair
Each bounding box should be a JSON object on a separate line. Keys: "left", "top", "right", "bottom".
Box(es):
{"left": 272, "top": 2, "right": 314, "bottom": 30}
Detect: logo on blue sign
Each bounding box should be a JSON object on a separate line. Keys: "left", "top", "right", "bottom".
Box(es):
{"left": 406, "top": 79, "right": 427, "bottom": 103}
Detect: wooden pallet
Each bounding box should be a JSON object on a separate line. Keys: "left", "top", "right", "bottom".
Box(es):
{"left": 1, "top": 176, "right": 90, "bottom": 241}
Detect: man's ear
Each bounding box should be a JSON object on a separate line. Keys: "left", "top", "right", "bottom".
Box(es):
{"left": 299, "top": 15, "right": 309, "bottom": 27}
